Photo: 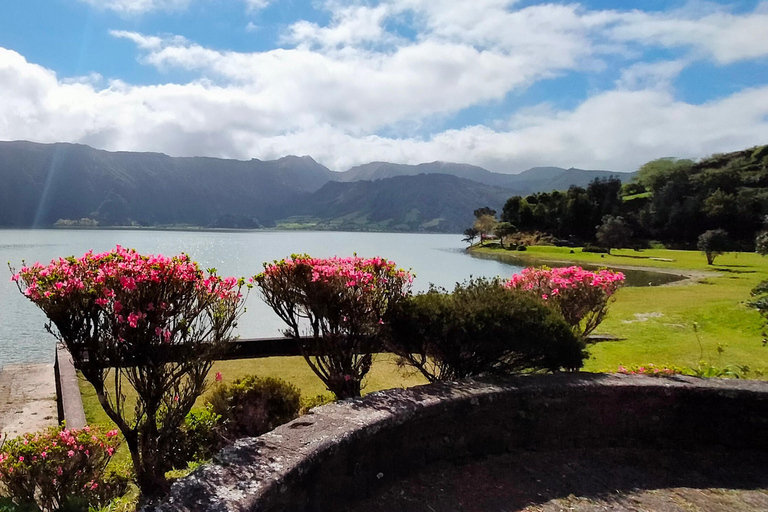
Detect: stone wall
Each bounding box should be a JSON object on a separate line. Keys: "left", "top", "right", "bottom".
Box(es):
{"left": 148, "top": 373, "right": 768, "bottom": 512}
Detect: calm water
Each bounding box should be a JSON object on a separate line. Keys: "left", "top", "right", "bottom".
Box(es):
{"left": 0, "top": 229, "right": 521, "bottom": 369}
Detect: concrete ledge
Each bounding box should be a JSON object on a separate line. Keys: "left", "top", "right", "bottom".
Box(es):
{"left": 147, "top": 373, "right": 768, "bottom": 512}
{"left": 54, "top": 344, "right": 86, "bottom": 429}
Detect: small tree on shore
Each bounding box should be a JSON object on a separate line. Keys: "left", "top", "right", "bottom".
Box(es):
{"left": 11, "top": 247, "right": 246, "bottom": 498}
{"left": 493, "top": 222, "right": 517, "bottom": 248}
{"left": 463, "top": 227, "right": 480, "bottom": 247}
{"left": 697, "top": 229, "right": 730, "bottom": 265}
{"left": 595, "top": 215, "right": 632, "bottom": 254}
{"left": 254, "top": 255, "right": 412, "bottom": 399}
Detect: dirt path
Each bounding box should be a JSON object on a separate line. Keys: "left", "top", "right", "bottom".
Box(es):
{"left": 0, "top": 364, "right": 58, "bottom": 438}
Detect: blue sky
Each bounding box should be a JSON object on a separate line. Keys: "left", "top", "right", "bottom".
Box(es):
{"left": 0, "top": 0, "right": 767, "bottom": 173}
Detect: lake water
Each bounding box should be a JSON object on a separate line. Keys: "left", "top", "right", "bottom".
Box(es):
{"left": 0, "top": 229, "right": 521, "bottom": 369}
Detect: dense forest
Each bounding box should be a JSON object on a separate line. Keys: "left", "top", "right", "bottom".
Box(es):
{"left": 496, "top": 144, "right": 768, "bottom": 249}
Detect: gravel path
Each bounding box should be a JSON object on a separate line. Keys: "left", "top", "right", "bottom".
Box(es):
{"left": 0, "top": 364, "right": 58, "bottom": 438}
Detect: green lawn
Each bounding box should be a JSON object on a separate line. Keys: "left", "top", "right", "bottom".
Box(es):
{"left": 472, "top": 245, "right": 768, "bottom": 373}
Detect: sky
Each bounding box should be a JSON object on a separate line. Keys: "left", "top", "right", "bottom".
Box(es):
{"left": 0, "top": 1, "right": 767, "bottom": 173}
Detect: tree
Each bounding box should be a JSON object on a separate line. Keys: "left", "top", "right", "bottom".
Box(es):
{"left": 493, "top": 222, "right": 517, "bottom": 248}
{"left": 697, "top": 229, "right": 730, "bottom": 265}
{"left": 255, "top": 255, "right": 412, "bottom": 399}
{"left": 463, "top": 227, "right": 480, "bottom": 246}
{"left": 11, "top": 247, "right": 246, "bottom": 498}
{"left": 595, "top": 215, "right": 632, "bottom": 254}
{"left": 473, "top": 206, "right": 497, "bottom": 219}
{"left": 474, "top": 214, "right": 498, "bottom": 244}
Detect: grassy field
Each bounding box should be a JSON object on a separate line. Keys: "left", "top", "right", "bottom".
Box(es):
{"left": 471, "top": 244, "right": 768, "bottom": 373}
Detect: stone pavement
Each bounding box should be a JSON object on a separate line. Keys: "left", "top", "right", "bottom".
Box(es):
{"left": 0, "top": 364, "right": 58, "bottom": 439}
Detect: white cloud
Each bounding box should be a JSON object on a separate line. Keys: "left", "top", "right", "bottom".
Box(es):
{"left": 616, "top": 59, "right": 689, "bottom": 91}
{"left": 244, "top": 0, "right": 271, "bottom": 13}
{"left": 80, "top": 0, "right": 271, "bottom": 14}
{"left": 610, "top": 2, "right": 768, "bottom": 64}
{"left": 78, "top": 0, "right": 192, "bottom": 14}
{"left": 2, "top": 45, "right": 767, "bottom": 174}
{"left": 3, "top": 1, "right": 768, "bottom": 174}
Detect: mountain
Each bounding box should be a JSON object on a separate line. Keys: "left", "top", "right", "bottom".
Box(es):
{"left": 0, "top": 141, "right": 334, "bottom": 228}
{"left": 286, "top": 174, "right": 512, "bottom": 233}
{"left": 0, "top": 140, "right": 633, "bottom": 233}
{"left": 333, "top": 161, "right": 631, "bottom": 194}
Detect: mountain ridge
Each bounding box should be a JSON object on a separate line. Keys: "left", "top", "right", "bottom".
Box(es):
{"left": 0, "top": 140, "right": 632, "bottom": 233}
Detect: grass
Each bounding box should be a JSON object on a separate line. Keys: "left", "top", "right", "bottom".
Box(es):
{"left": 471, "top": 244, "right": 768, "bottom": 373}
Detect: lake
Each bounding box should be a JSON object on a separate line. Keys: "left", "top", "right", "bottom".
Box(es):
{"left": 0, "top": 229, "right": 521, "bottom": 369}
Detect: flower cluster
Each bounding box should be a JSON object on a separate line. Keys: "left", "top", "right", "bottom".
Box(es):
{"left": 506, "top": 266, "right": 625, "bottom": 337}
{"left": 0, "top": 425, "right": 127, "bottom": 510}
{"left": 259, "top": 255, "right": 413, "bottom": 293}
{"left": 617, "top": 364, "right": 683, "bottom": 376}
{"left": 11, "top": 245, "right": 243, "bottom": 348}
{"left": 254, "top": 254, "right": 413, "bottom": 399}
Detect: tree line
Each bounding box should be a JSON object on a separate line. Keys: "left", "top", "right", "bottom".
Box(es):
{"left": 468, "top": 145, "right": 768, "bottom": 254}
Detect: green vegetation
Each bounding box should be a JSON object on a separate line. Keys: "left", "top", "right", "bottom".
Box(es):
{"left": 498, "top": 144, "right": 768, "bottom": 248}
{"left": 387, "top": 278, "right": 585, "bottom": 382}
{"left": 470, "top": 244, "right": 768, "bottom": 373}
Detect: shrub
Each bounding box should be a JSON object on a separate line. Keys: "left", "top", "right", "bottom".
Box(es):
{"left": 0, "top": 426, "right": 127, "bottom": 511}
{"left": 506, "top": 266, "right": 625, "bottom": 338}
{"left": 10, "top": 246, "right": 247, "bottom": 497}
{"left": 756, "top": 230, "right": 768, "bottom": 256}
{"left": 254, "top": 255, "right": 413, "bottom": 399}
{"left": 516, "top": 245, "right": 527, "bottom": 251}
{"left": 697, "top": 229, "right": 730, "bottom": 265}
{"left": 582, "top": 244, "right": 609, "bottom": 254}
{"left": 386, "top": 278, "right": 585, "bottom": 382}
{"left": 163, "top": 408, "right": 222, "bottom": 471}
{"left": 207, "top": 376, "right": 301, "bottom": 440}
{"left": 299, "top": 394, "right": 336, "bottom": 415}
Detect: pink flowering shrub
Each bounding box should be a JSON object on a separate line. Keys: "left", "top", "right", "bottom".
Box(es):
{"left": 10, "top": 246, "right": 247, "bottom": 497}
{"left": 254, "top": 254, "right": 413, "bottom": 398}
{"left": 506, "top": 266, "right": 625, "bottom": 337}
{"left": 617, "top": 364, "right": 684, "bottom": 376}
{"left": 0, "top": 425, "right": 127, "bottom": 511}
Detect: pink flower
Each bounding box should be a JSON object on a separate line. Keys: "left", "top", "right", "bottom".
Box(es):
{"left": 68, "top": 450, "right": 75, "bottom": 457}
{"left": 41, "top": 451, "right": 47, "bottom": 459}
{"left": 215, "top": 372, "right": 223, "bottom": 382}
{"left": 18, "top": 456, "right": 23, "bottom": 462}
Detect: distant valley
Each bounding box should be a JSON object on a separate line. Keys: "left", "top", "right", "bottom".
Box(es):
{"left": 0, "top": 141, "right": 631, "bottom": 233}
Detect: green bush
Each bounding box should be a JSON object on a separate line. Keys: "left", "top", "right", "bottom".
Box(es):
{"left": 386, "top": 278, "right": 585, "bottom": 382}
{"left": 582, "top": 244, "right": 610, "bottom": 254}
{"left": 0, "top": 426, "right": 128, "bottom": 511}
{"left": 207, "top": 376, "right": 301, "bottom": 440}
{"left": 163, "top": 408, "right": 222, "bottom": 471}
{"left": 299, "top": 394, "right": 336, "bottom": 415}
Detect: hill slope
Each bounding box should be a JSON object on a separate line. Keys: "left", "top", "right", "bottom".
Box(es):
{"left": 286, "top": 174, "right": 511, "bottom": 233}
{"left": 334, "top": 162, "right": 631, "bottom": 193}
{"left": 0, "top": 141, "right": 333, "bottom": 228}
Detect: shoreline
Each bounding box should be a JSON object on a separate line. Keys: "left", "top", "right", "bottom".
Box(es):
{"left": 466, "top": 245, "right": 718, "bottom": 286}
